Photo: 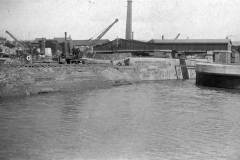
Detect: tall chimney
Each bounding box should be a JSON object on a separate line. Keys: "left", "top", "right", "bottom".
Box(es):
{"left": 64, "top": 32, "right": 69, "bottom": 58}
{"left": 64, "top": 32, "right": 67, "bottom": 40}
{"left": 126, "top": 0, "right": 132, "bottom": 40}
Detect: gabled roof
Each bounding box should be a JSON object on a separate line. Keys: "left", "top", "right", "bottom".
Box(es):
{"left": 149, "top": 39, "right": 231, "bottom": 44}
{"left": 94, "top": 38, "right": 231, "bottom": 53}
{"left": 72, "top": 39, "right": 109, "bottom": 46}
{"left": 53, "top": 37, "right": 72, "bottom": 43}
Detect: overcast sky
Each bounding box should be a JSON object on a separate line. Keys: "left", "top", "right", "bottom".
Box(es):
{"left": 0, "top": 0, "right": 240, "bottom": 41}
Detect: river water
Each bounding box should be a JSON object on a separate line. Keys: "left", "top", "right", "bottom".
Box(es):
{"left": 1, "top": 80, "right": 240, "bottom": 160}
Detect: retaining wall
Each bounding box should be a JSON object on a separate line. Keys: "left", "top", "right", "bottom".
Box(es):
{"left": 119, "top": 58, "right": 197, "bottom": 80}
{"left": 0, "top": 58, "right": 200, "bottom": 98}
{"left": 0, "top": 64, "right": 113, "bottom": 98}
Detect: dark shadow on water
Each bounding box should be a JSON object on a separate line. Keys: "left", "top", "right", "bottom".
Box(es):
{"left": 196, "top": 84, "right": 240, "bottom": 95}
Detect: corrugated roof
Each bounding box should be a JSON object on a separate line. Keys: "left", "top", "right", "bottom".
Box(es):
{"left": 72, "top": 39, "right": 109, "bottom": 46}
{"left": 149, "top": 39, "right": 231, "bottom": 44}
{"left": 53, "top": 37, "right": 72, "bottom": 43}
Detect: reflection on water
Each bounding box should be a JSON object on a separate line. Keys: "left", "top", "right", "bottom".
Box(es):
{"left": 1, "top": 80, "right": 240, "bottom": 160}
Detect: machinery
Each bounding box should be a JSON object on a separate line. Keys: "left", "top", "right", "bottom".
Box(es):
{"left": 63, "top": 18, "right": 119, "bottom": 64}
{"left": 5, "top": 31, "right": 50, "bottom": 63}
{"left": 88, "top": 18, "right": 119, "bottom": 58}
{"left": 89, "top": 18, "right": 119, "bottom": 44}
{"left": 5, "top": 30, "right": 29, "bottom": 52}
{"left": 5, "top": 30, "right": 33, "bottom": 62}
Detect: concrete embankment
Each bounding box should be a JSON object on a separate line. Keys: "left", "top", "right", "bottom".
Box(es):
{"left": 0, "top": 64, "right": 106, "bottom": 97}
{"left": 0, "top": 63, "right": 137, "bottom": 98}
{"left": 125, "top": 57, "right": 197, "bottom": 80}
{"left": 0, "top": 58, "right": 200, "bottom": 98}
{"left": 85, "top": 57, "right": 199, "bottom": 80}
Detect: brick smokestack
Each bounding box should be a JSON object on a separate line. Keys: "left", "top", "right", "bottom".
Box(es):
{"left": 126, "top": 0, "right": 132, "bottom": 40}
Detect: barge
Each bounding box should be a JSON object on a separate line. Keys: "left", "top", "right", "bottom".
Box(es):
{"left": 196, "top": 63, "right": 240, "bottom": 89}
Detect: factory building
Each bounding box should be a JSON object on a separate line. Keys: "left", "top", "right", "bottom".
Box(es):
{"left": 94, "top": 38, "right": 231, "bottom": 55}
{"left": 72, "top": 39, "right": 109, "bottom": 47}
{"left": 149, "top": 39, "right": 231, "bottom": 52}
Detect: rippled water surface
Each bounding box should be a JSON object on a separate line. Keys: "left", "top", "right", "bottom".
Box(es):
{"left": 1, "top": 80, "right": 240, "bottom": 160}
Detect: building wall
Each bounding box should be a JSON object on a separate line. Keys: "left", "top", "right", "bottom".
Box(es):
{"left": 151, "top": 43, "right": 229, "bottom": 51}
{"left": 94, "top": 39, "right": 230, "bottom": 53}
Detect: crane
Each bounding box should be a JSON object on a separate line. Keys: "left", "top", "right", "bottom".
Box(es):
{"left": 96, "top": 18, "right": 119, "bottom": 41}
{"left": 86, "top": 18, "right": 119, "bottom": 58}
{"left": 5, "top": 30, "right": 28, "bottom": 49}
{"left": 5, "top": 30, "right": 33, "bottom": 63}
{"left": 64, "top": 18, "right": 119, "bottom": 63}
{"left": 89, "top": 18, "right": 119, "bottom": 45}
{"left": 174, "top": 33, "right": 181, "bottom": 40}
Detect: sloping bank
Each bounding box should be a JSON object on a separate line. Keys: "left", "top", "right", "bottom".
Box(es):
{"left": 0, "top": 58, "right": 200, "bottom": 98}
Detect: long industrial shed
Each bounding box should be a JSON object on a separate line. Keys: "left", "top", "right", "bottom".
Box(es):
{"left": 94, "top": 38, "right": 231, "bottom": 54}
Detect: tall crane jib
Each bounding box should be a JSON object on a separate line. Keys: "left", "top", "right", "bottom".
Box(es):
{"left": 87, "top": 18, "right": 119, "bottom": 58}
{"left": 5, "top": 30, "right": 27, "bottom": 49}
{"left": 5, "top": 30, "right": 33, "bottom": 63}
{"left": 67, "top": 18, "right": 119, "bottom": 63}
{"left": 95, "top": 19, "right": 119, "bottom": 41}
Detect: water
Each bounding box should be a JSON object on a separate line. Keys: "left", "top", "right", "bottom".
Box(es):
{"left": 1, "top": 80, "right": 240, "bottom": 160}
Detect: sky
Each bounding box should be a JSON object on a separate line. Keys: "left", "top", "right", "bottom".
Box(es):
{"left": 0, "top": 0, "right": 240, "bottom": 41}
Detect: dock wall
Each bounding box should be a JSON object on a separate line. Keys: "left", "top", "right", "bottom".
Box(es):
{"left": 126, "top": 57, "right": 196, "bottom": 80}
{"left": 0, "top": 64, "right": 113, "bottom": 98}
{"left": 0, "top": 58, "right": 199, "bottom": 98}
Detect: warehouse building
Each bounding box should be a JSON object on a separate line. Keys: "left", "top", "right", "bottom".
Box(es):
{"left": 148, "top": 39, "right": 232, "bottom": 53}
{"left": 94, "top": 38, "right": 231, "bottom": 54}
